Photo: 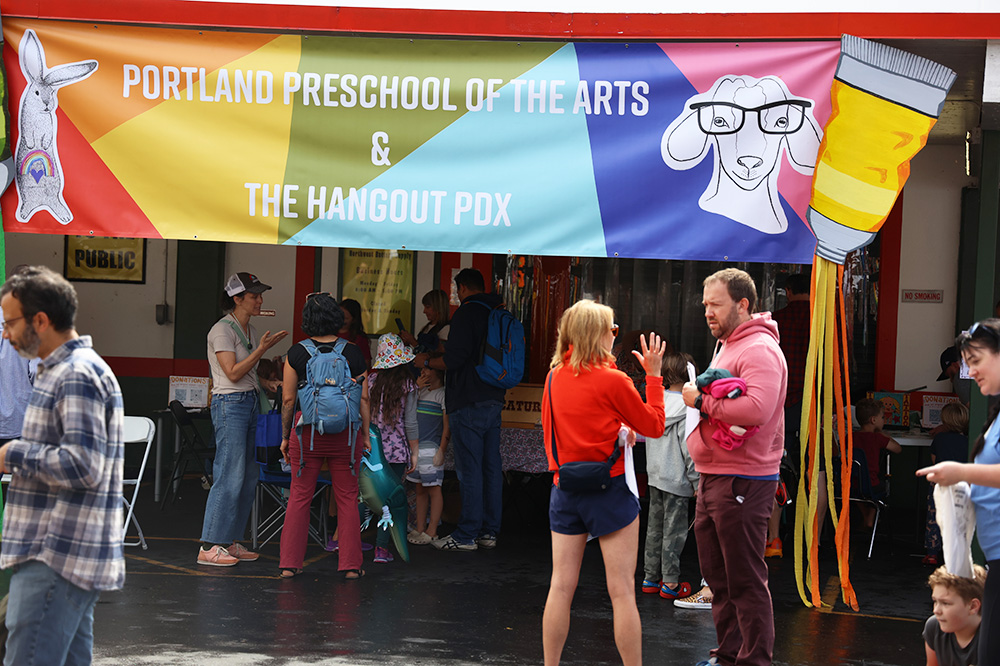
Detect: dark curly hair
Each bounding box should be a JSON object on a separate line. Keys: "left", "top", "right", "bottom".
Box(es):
{"left": 0, "top": 265, "right": 77, "bottom": 331}
{"left": 301, "top": 294, "right": 344, "bottom": 337}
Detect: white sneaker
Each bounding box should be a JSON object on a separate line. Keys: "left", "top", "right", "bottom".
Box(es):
{"left": 431, "top": 535, "right": 477, "bottom": 551}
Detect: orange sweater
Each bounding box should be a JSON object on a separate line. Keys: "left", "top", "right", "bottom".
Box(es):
{"left": 542, "top": 362, "right": 665, "bottom": 484}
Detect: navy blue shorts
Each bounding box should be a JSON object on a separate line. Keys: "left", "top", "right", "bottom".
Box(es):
{"left": 549, "top": 475, "right": 640, "bottom": 537}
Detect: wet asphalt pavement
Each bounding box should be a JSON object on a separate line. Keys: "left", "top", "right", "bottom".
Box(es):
{"left": 93, "top": 475, "right": 932, "bottom": 665}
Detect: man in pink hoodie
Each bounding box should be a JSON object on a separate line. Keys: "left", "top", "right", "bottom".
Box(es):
{"left": 682, "top": 268, "right": 787, "bottom": 666}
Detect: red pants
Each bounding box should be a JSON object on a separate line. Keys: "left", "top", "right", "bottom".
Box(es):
{"left": 279, "top": 427, "right": 361, "bottom": 572}
{"left": 694, "top": 474, "right": 777, "bottom": 666}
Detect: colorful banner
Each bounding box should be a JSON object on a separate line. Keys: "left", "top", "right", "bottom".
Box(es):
{"left": 0, "top": 19, "right": 839, "bottom": 262}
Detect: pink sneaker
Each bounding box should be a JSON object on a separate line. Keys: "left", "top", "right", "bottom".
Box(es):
{"left": 227, "top": 542, "right": 259, "bottom": 561}
{"left": 197, "top": 545, "right": 239, "bottom": 567}
{"left": 373, "top": 547, "right": 394, "bottom": 563}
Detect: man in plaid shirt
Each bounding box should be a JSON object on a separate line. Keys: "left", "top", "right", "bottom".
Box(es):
{"left": 0, "top": 266, "right": 124, "bottom": 665}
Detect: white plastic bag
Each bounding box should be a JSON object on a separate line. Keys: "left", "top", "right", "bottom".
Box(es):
{"left": 933, "top": 481, "right": 976, "bottom": 578}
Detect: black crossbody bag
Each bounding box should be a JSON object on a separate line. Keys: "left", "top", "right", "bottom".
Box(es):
{"left": 546, "top": 371, "right": 621, "bottom": 492}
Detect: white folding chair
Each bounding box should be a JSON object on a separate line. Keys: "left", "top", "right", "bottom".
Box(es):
{"left": 123, "top": 416, "right": 155, "bottom": 550}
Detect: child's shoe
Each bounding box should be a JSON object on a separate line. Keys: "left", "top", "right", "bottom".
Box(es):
{"left": 373, "top": 546, "right": 394, "bottom": 563}
{"left": 659, "top": 582, "right": 693, "bottom": 599}
{"left": 641, "top": 579, "right": 661, "bottom": 594}
{"left": 408, "top": 531, "right": 432, "bottom": 545}
{"left": 765, "top": 537, "right": 783, "bottom": 558}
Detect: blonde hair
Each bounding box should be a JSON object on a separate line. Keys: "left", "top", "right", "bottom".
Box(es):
{"left": 550, "top": 299, "right": 615, "bottom": 373}
{"left": 941, "top": 402, "right": 969, "bottom": 435}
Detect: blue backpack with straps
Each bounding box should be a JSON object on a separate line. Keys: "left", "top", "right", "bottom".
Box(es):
{"left": 472, "top": 300, "right": 525, "bottom": 390}
{"left": 296, "top": 338, "right": 363, "bottom": 473}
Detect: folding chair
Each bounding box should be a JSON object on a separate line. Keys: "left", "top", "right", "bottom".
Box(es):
{"left": 836, "top": 447, "right": 891, "bottom": 559}
{"left": 160, "top": 400, "right": 215, "bottom": 509}
{"left": 122, "top": 416, "right": 155, "bottom": 549}
{"left": 250, "top": 463, "right": 331, "bottom": 550}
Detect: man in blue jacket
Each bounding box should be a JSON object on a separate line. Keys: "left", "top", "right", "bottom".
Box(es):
{"left": 414, "top": 268, "right": 505, "bottom": 551}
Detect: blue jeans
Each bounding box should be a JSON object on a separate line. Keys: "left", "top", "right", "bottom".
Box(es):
{"left": 201, "top": 390, "right": 259, "bottom": 545}
{"left": 449, "top": 400, "right": 503, "bottom": 544}
{"left": 5, "top": 561, "right": 100, "bottom": 666}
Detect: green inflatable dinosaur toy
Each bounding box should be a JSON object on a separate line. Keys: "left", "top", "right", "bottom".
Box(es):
{"left": 359, "top": 423, "right": 410, "bottom": 563}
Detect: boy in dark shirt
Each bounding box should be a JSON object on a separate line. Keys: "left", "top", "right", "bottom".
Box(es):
{"left": 853, "top": 398, "right": 902, "bottom": 527}
{"left": 924, "top": 565, "right": 985, "bottom": 666}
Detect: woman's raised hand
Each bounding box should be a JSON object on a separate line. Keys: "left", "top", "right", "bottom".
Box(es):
{"left": 632, "top": 332, "right": 666, "bottom": 377}
{"left": 259, "top": 330, "right": 289, "bottom": 352}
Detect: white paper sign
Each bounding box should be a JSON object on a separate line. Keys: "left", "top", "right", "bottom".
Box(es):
{"left": 168, "top": 376, "right": 210, "bottom": 408}
{"left": 685, "top": 362, "right": 700, "bottom": 440}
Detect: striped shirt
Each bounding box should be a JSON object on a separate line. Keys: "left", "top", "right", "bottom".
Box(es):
{"left": 1, "top": 336, "right": 125, "bottom": 591}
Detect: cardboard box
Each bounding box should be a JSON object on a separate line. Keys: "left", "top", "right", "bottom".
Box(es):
{"left": 168, "top": 376, "right": 210, "bottom": 408}
{"left": 502, "top": 383, "right": 543, "bottom": 428}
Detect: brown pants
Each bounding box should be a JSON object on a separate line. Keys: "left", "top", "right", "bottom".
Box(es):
{"left": 695, "top": 474, "right": 777, "bottom": 666}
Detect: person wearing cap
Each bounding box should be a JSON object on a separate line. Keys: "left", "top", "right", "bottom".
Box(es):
{"left": 938, "top": 345, "right": 971, "bottom": 407}
{"left": 198, "top": 272, "right": 288, "bottom": 567}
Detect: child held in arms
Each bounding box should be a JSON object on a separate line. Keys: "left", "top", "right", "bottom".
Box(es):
{"left": 923, "top": 565, "right": 986, "bottom": 666}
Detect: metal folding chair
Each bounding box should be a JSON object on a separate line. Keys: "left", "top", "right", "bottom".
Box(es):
{"left": 160, "top": 400, "right": 215, "bottom": 508}
{"left": 250, "top": 463, "right": 331, "bottom": 550}
{"left": 122, "top": 416, "right": 155, "bottom": 549}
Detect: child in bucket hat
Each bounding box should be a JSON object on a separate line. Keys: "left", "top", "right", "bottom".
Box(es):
{"left": 373, "top": 333, "right": 416, "bottom": 370}
{"left": 368, "top": 333, "right": 419, "bottom": 563}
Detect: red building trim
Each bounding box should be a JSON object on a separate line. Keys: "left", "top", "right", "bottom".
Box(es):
{"left": 293, "top": 246, "right": 317, "bottom": 341}
{"left": 3, "top": 1, "right": 1000, "bottom": 39}
{"left": 874, "top": 196, "right": 903, "bottom": 391}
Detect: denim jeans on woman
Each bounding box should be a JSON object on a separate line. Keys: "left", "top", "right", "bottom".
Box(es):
{"left": 449, "top": 399, "right": 503, "bottom": 544}
{"left": 201, "top": 390, "right": 259, "bottom": 545}
{"left": 5, "top": 560, "right": 100, "bottom": 666}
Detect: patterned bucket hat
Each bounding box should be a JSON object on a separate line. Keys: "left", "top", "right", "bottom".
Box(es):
{"left": 372, "top": 333, "right": 415, "bottom": 369}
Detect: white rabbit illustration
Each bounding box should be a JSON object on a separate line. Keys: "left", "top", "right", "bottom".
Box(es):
{"left": 14, "top": 29, "right": 97, "bottom": 225}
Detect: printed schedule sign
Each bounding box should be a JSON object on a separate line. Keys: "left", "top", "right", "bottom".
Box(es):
{"left": 1, "top": 19, "right": 839, "bottom": 262}
{"left": 340, "top": 248, "right": 414, "bottom": 335}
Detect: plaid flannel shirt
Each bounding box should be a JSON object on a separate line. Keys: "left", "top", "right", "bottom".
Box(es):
{"left": 1, "top": 336, "right": 125, "bottom": 591}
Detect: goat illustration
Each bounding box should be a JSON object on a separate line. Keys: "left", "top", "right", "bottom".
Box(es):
{"left": 661, "top": 75, "right": 821, "bottom": 235}
{"left": 14, "top": 29, "right": 97, "bottom": 225}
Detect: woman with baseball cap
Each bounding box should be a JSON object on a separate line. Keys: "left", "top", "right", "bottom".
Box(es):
{"left": 198, "top": 272, "right": 288, "bottom": 567}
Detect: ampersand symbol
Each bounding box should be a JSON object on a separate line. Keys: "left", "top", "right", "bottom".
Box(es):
{"left": 371, "top": 132, "right": 391, "bottom": 166}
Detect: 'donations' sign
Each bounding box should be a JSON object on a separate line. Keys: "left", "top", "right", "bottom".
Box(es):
{"left": 0, "top": 19, "right": 839, "bottom": 263}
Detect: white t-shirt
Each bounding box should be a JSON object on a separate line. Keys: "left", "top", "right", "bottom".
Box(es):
{"left": 207, "top": 314, "right": 259, "bottom": 394}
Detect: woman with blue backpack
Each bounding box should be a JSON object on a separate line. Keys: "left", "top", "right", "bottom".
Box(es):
{"left": 200, "top": 272, "right": 288, "bottom": 567}
{"left": 278, "top": 293, "right": 370, "bottom": 579}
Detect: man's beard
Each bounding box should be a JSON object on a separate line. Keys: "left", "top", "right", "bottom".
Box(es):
{"left": 14, "top": 322, "right": 40, "bottom": 359}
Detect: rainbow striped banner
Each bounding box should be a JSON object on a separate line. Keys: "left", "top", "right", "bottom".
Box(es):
{"left": 0, "top": 19, "right": 839, "bottom": 262}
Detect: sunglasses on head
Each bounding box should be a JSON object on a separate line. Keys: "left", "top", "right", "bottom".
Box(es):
{"left": 306, "top": 291, "right": 333, "bottom": 300}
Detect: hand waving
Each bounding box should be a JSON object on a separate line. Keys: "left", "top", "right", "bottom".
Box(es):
{"left": 631, "top": 332, "right": 666, "bottom": 378}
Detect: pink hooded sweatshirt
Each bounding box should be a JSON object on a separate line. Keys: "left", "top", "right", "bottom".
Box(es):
{"left": 688, "top": 313, "right": 787, "bottom": 477}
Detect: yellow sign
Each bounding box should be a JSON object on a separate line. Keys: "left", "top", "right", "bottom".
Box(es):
{"left": 64, "top": 236, "right": 146, "bottom": 283}
{"left": 340, "top": 248, "right": 414, "bottom": 335}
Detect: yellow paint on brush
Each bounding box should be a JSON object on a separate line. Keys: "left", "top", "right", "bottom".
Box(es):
{"left": 810, "top": 81, "right": 936, "bottom": 233}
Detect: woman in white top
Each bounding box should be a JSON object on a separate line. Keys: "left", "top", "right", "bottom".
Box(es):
{"left": 197, "top": 272, "right": 287, "bottom": 567}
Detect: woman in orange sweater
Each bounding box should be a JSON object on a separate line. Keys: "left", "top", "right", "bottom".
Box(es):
{"left": 541, "top": 299, "right": 667, "bottom": 666}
